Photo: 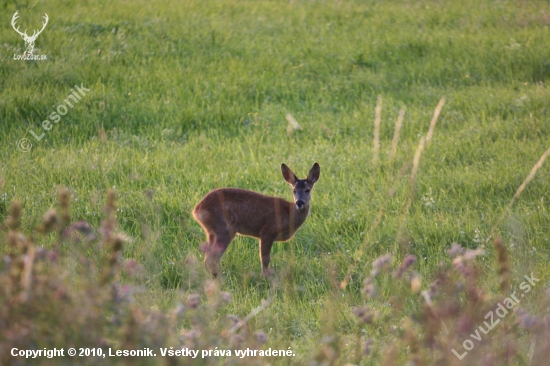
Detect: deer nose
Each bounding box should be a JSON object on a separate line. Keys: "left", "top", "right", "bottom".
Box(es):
{"left": 296, "top": 200, "right": 305, "bottom": 209}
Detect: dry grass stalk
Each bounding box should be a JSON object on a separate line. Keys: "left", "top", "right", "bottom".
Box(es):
{"left": 390, "top": 136, "right": 426, "bottom": 253}
{"left": 389, "top": 106, "right": 406, "bottom": 162}
{"left": 343, "top": 98, "right": 442, "bottom": 294}
{"left": 491, "top": 146, "right": 550, "bottom": 237}
{"left": 493, "top": 237, "right": 510, "bottom": 292}
{"left": 372, "top": 95, "right": 382, "bottom": 166}
{"left": 227, "top": 297, "right": 273, "bottom": 335}
{"left": 20, "top": 244, "right": 35, "bottom": 302}
{"left": 286, "top": 113, "right": 302, "bottom": 136}
{"left": 410, "top": 136, "right": 426, "bottom": 184}
{"left": 425, "top": 96, "right": 446, "bottom": 145}
{"left": 393, "top": 100, "right": 442, "bottom": 248}
{"left": 5, "top": 200, "right": 21, "bottom": 232}
{"left": 512, "top": 146, "right": 550, "bottom": 202}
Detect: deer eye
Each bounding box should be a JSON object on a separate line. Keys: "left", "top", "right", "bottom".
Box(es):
{"left": 293, "top": 190, "right": 296, "bottom": 194}
{"left": 305, "top": 189, "right": 310, "bottom": 193}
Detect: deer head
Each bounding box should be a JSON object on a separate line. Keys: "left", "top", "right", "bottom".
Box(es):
{"left": 11, "top": 11, "right": 49, "bottom": 56}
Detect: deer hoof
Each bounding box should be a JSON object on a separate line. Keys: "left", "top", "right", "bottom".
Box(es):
{"left": 261, "top": 268, "right": 275, "bottom": 277}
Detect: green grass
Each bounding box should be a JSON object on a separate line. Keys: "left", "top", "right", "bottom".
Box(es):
{"left": 2, "top": 0, "right": 550, "bottom": 363}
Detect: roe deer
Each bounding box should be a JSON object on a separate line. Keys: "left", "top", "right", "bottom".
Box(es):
{"left": 192, "top": 162, "right": 320, "bottom": 277}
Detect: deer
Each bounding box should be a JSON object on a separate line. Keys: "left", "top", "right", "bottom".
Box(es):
{"left": 192, "top": 162, "right": 320, "bottom": 277}
{"left": 11, "top": 11, "right": 49, "bottom": 56}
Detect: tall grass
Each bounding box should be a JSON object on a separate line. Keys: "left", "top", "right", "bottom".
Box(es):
{"left": 1, "top": 0, "right": 550, "bottom": 364}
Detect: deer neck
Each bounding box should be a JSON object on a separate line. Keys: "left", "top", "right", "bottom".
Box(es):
{"left": 289, "top": 202, "right": 310, "bottom": 231}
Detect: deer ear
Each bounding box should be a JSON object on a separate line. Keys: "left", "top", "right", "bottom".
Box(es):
{"left": 281, "top": 163, "right": 297, "bottom": 185}
{"left": 307, "top": 162, "right": 320, "bottom": 184}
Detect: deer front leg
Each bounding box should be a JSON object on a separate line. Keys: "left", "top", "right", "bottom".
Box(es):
{"left": 259, "top": 236, "right": 275, "bottom": 276}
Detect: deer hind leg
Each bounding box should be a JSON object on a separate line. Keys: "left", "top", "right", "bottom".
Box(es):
{"left": 204, "top": 228, "right": 235, "bottom": 278}
{"left": 199, "top": 233, "right": 215, "bottom": 254}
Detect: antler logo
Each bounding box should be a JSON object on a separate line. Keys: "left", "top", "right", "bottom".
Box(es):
{"left": 11, "top": 11, "right": 48, "bottom": 56}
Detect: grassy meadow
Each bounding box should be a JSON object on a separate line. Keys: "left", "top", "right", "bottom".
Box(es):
{"left": 1, "top": 0, "right": 550, "bottom": 364}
